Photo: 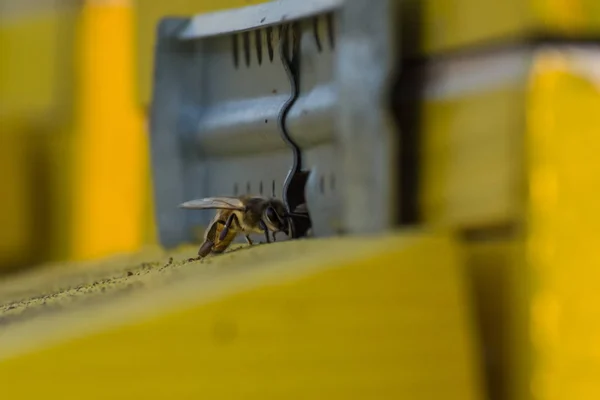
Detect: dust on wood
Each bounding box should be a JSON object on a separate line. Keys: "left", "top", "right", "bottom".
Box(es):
{"left": 0, "top": 243, "right": 254, "bottom": 328}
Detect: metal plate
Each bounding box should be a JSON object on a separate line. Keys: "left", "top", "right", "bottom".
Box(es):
{"left": 150, "top": 17, "right": 296, "bottom": 247}
{"left": 149, "top": 0, "right": 401, "bottom": 248}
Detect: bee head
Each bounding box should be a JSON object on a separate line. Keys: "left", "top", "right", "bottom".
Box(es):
{"left": 263, "top": 201, "right": 289, "bottom": 235}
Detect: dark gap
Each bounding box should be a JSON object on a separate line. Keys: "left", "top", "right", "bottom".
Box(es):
{"left": 232, "top": 34, "right": 239, "bottom": 68}
{"left": 28, "top": 126, "right": 52, "bottom": 270}
{"left": 233, "top": 183, "right": 239, "bottom": 196}
{"left": 242, "top": 31, "right": 251, "bottom": 67}
{"left": 460, "top": 222, "right": 519, "bottom": 242}
{"left": 291, "top": 21, "right": 301, "bottom": 63}
{"left": 319, "top": 176, "right": 325, "bottom": 194}
{"left": 266, "top": 26, "right": 274, "bottom": 62}
{"left": 246, "top": 181, "right": 251, "bottom": 194}
{"left": 255, "top": 29, "right": 263, "bottom": 65}
{"left": 285, "top": 171, "right": 312, "bottom": 238}
{"left": 259, "top": 181, "right": 264, "bottom": 194}
{"left": 272, "top": 180, "right": 276, "bottom": 197}
{"left": 390, "top": 1, "right": 423, "bottom": 226}
{"left": 313, "top": 16, "right": 322, "bottom": 52}
{"left": 459, "top": 220, "right": 519, "bottom": 400}
{"left": 287, "top": 23, "right": 294, "bottom": 61}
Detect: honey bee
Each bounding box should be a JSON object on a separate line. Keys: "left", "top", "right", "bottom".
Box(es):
{"left": 179, "top": 195, "right": 292, "bottom": 259}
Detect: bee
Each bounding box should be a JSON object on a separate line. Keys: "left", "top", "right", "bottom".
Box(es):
{"left": 179, "top": 195, "right": 292, "bottom": 259}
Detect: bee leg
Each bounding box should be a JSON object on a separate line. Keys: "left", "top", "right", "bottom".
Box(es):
{"left": 219, "top": 214, "right": 237, "bottom": 241}
{"left": 196, "top": 219, "right": 223, "bottom": 258}
{"left": 245, "top": 235, "right": 254, "bottom": 245}
{"left": 258, "top": 220, "right": 271, "bottom": 244}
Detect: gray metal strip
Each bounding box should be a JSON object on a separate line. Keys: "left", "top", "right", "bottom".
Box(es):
{"left": 178, "top": 0, "right": 344, "bottom": 40}
{"left": 334, "top": 0, "right": 401, "bottom": 234}
{"left": 422, "top": 46, "right": 532, "bottom": 100}
{"left": 149, "top": 18, "right": 200, "bottom": 248}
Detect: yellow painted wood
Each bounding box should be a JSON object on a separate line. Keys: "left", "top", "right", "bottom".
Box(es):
{"left": 134, "top": 0, "right": 272, "bottom": 106}
{"left": 414, "top": 0, "right": 600, "bottom": 56}
{"left": 0, "top": 6, "right": 77, "bottom": 118}
{"left": 531, "top": 0, "right": 600, "bottom": 34}
{"left": 525, "top": 48, "right": 600, "bottom": 400}
{"left": 420, "top": 86, "right": 525, "bottom": 229}
{"left": 419, "top": 45, "right": 600, "bottom": 400}
{"left": 419, "top": 0, "right": 529, "bottom": 55}
{"left": 420, "top": 46, "right": 600, "bottom": 400}
{"left": 0, "top": 233, "right": 485, "bottom": 400}
{"left": 70, "top": 1, "right": 150, "bottom": 261}
{"left": 0, "top": 5, "right": 79, "bottom": 270}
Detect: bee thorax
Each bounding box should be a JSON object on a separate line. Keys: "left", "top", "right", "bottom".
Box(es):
{"left": 240, "top": 221, "right": 265, "bottom": 234}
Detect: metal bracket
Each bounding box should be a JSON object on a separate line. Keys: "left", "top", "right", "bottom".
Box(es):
{"left": 149, "top": 0, "right": 400, "bottom": 248}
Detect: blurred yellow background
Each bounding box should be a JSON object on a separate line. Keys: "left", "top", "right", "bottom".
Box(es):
{"left": 0, "top": 0, "right": 267, "bottom": 273}
{"left": 1, "top": 2, "right": 600, "bottom": 400}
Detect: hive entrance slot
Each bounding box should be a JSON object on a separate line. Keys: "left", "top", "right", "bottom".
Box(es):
{"left": 284, "top": 170, "right": 312, "bottom": 238}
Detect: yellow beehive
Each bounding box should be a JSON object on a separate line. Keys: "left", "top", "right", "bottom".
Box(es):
{"left": 0, "top": 1, "right": 79, "bottom": 271}
{"left": 0, "top": 233, "right": 486, "bottom": 400}
{"left": 407, "top": 0, "right": 600, "bottom": 56}
{"left": 419, "top": 45, "right": 600, "bottom": 400}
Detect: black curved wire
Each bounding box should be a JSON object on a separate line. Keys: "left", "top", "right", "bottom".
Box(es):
{"left": 277, "top": 23, "right": 303, "bottom": 215}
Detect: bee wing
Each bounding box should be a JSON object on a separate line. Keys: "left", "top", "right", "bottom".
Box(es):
{"left": 179, "top": 196, "right": 246, "bottom": 211}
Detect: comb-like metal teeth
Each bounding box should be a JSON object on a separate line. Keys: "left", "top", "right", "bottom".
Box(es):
{"left": 313, "top": 16, "right": 323, "bottom": 53}
{"left": 266, "top": 26, "right": 275, "bottom": 62}
{"left": 232, "top": 34, "right": 239, "bottom": 68}
{"left": 326, "top": 12, "right": 335, "bottom": 49}
{"left": 242, "top": 31, "right": 251, "bottom": 67}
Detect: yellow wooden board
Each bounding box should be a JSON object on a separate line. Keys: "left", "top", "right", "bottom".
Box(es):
{"left": 0, "top": 1, "right": 153, "bottom": 268}
{"left": 0, "top": 232, "right": 484, "bottom": 400}
{"left": 525, "top": 46, "right": 600, "bottom": 400}
{"left": 69, "top": 0, "right": 151, "bottom": 261}
{"left": 418, "top": 44, "right": 600, "bottom": 400}
{"left": 421, "top": 85, "right": 525, "bottom": 229}
{"left": 423, "top": 45, "right": 600, "bottom": 400}
{"left": 0, "top": 4, "right": 80, "bottom": 270}
{"left": 417, "top": 0, "right": 600, "bottom": 56}
{"left": 0, "top": 6, "right": 77, "bottom": 118}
